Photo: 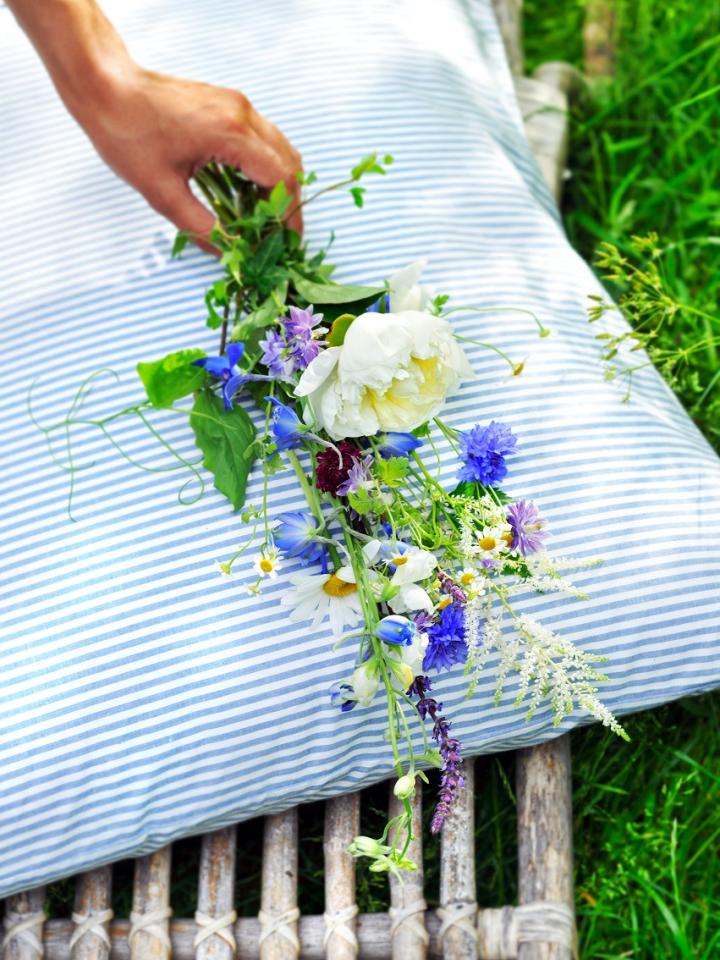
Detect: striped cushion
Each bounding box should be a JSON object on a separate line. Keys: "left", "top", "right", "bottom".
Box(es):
{"left": 1, "top": 0, "right": 719, "bottom": 896}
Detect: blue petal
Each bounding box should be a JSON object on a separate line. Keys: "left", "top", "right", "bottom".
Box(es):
{"left": 226, "top": 342, "right": 245, "bottom": 370}
{"left": 195, "top": 356, "right": 229, "bottom": 378}
{"left": 222, "top": 373, "right": 247, "bottom": 409}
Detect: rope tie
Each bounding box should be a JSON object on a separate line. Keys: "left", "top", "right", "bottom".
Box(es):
{"left": 516, "top": 901, "right": 578, "bottom": 958}
{"left": 128, "top": 906, "right": 172, "bottom": 955}
{"left": 69, "top": 908, "right": 114, "bottom": 951}
{"left": 388, "top": 898, "right": 429, "bottom": 946}
{"left": 194, "top": 909, "right": 238, "bottom": 951}
{"left": 258, "top": 907, "right": 300, "bottom": 955}
{"left": 2, "top": 910, "right": 45, "bottom": 958}
{"left": 437, "top": 901, "right": 478, "bottom": 943}
{"left": 323, "top": 904, "right": 359, "bottom": 953}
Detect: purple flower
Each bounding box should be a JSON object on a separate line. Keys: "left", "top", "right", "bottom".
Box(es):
{"left": 410, "top": 675, "right": 464, "bottom": 834}
{"left": 507, "top": 500, "right": 548, "bottom": 555}
{"left": 259, "top": 329, "right": 291, "bottom": 379}
{"left": 283, "top": 305, "right": 326, "bottom": 370}
{"left": 458, "top": 421, "right": 517, "bottom": 486}
{"left": 438, "top": 571, "right": 467, "bottom": 605}
{"left": 330, "top": 682, "right": 357, "bottom": 713}
{"left": 423, "top": 604, "right": 467, "bottom": 673}
{"left": 336, "top": 454, "right": 373, "bottom": 496}
{"left": 413, "top": 611, "right": 435, "bottom": 634}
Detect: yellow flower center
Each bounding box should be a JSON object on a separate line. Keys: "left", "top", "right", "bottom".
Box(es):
{"left": 323, "top": 574, "right": 358, "bottom": 598}
{"left": 460, "top": 571, "right": 475, "bottom": 586}
{"left": 479, "top": 536, "right": 497, "bottom": 551}
{"left": 501, "top": 532, "right": 514, "bottom": 546}
{"left": 437, "top": 595, "right": 452, "bottom": 610}
{"left": 259, "top": 558, "right": 274, "bottom": 573}
{"left": 391, "top": 555, "right": 408, "bottom": 566}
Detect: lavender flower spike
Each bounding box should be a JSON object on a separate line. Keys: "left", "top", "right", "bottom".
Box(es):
{"left": 410, "top": 676, "right": 464, "bottom": 833}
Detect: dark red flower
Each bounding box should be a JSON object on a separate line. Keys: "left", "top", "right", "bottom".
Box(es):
{"left": 315, "top": 441, "right": 362, "bottom": 495}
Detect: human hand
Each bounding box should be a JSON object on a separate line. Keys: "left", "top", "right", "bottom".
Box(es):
{"left": 80, "top": 66, "right": 304, "bottom": 246}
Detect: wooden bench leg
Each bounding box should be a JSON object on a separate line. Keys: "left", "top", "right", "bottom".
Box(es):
{"left": 439, "top": 759, "right": 477, "bottom": 960}
{"left": 516, "top": 736, "right": 576, "bottom": 960}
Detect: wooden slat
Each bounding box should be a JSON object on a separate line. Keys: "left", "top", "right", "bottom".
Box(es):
{"left": 71, "top": 868, "right": 113, "bottom": 960}
{"left": 516, "top": 736, "right": 575, "bottom": 960}
{"left": 387, "top": 787, "right": 427, "bottom": 960}
{"left": 491, "top": 0, "right": 524, "bottom": 76}
{"left": 129, "top": 847, "right": 172, "bottom": 960}
{"left": 195, "top": 828, "right": 237, "bottom": 960}
{"left": 3, "top": 887, "right": 45, "bottom": 960}
{"left": 323, "top": 794, "right": 360, "bottom": 960}
{"left": 439, "top": 760, "right": 477, "bottom": 960}
{"left": 259, "top": 810, "right": 299, "bottom": 960}
{"left": 42, "top": 908, "right": 524, "bottom": 959}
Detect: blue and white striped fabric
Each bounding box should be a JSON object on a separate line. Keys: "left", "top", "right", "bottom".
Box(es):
{"left": 1, "top": 0, "right": 719, "bottom": 897}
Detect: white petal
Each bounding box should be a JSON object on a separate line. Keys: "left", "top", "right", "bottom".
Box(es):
{"left": 388, "top": 260, "right": 429, "bottom": 312}
{"left": 294, "top": 346, "right": 341, "bottom": 397}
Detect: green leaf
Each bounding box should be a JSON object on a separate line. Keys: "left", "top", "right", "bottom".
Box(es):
{"left": 137, "top": 348, "right": 207, "bottom": 408}
{"left": 190, "top": 390, "right": 257, "bottom": 511}
{"left": 375, "top": 457, "right": 409, "bottom": 487}
{"left": 450, "top": 480, "right": 512, "bottom": 503}
{"left": 350, "top": 187, "right": 365, "bottom": 208}
{"left": 327, "top": 313, "right": 356, "bottom": 346}
{"left": 351, "top": 152, "right": 386, "bottom": 180}
{"left": 251, "top": 230, "right": 284, "bottom": 275}
{"left": 171, "top": 231, "right": 190, "bottom": 257}
{"left": 290, "top": 270, "right": 384, "bottom": 305}
{"left": 257, "top": 180, "right": 292, "bottom": 219}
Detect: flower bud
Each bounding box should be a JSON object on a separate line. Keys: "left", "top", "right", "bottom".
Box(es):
{"left": 375, "top": 614, "right": 416, "bottom": 646}
{"left": 389, "top": 659, "right": 415, "bottom": 691}
{"left": 393, "top": 772, "right": 416, "bottom": 801}
{"left": 351, "top": 661, "right": 380, "bottom": 706}
{"left": 347, "top": 836, "right": 390, "bottom": 858}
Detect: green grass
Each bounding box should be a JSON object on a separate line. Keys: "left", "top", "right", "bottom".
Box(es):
{"left": 43, "top": 4, "right": 720, "bottom": 956}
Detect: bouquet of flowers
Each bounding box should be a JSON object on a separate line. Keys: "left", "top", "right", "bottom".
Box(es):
{"left": 33, "top": 156, "right": 625, "bottom": 876}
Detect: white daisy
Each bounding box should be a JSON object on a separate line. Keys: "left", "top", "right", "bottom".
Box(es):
{"left": 252, "top": 547, "right": 284, "bottom": 579}
{"left": 476, "top": 526, "right": 512, "bottom": 559}
{"left": 281, "top": 567, "right": 363, "bottom": 636}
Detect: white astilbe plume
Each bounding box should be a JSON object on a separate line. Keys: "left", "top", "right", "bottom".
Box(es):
{"left": 480, "top": 610, "right": 627, "bottom": 739}
{"left": 463, "top": 596, "right": 492, "bottom": 695}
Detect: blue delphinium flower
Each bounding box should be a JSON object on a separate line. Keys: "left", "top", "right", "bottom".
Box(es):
{"left": 458, "top": 421, "right": 517, "bottom": 486}
{"left": 274, "top": 510, "right": 327, "bottom": 565}
{"left": 507, "top": 500, "right": 547, "bottom": 555}
{"left": 423, "top": 603, "right": 467, "bottom": 672}
{"left": 367, "top": 293, "right": 391, "bottom": 313}
{"left": 193, "top": 342, "right": 244, "bottom": 379}
{"left": 375, "top": 615, "right": 417, "bottom": 646}
{"left": 376, "top": 432, "right": 423, "bottom": 458}
{"left": 283, "top": 305, "right": 325, "bottom": 370}
{"left": 266, "top": 397, "right": 307, "bottom": 452}
{"left": 330, "top": 682, "right": 357, "bottom": 713}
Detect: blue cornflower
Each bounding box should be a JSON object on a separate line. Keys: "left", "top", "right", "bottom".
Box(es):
{"left": 266, "top": 397, "right": 307, "bottom": 452}
{"left": 507, "top": 500, "right": 547, "bottom": 555}
{"left": 458, "top": 421, "right": 517, "bottom": 486}
{"left": 376, "top": 432, "right": 424, "bottom": 458}
{"left": 274, "top": 510, "right": 327, "bottom": 565}
{"left": 259, "top": 329, "right": 291, "bottom": 379}
{"left": 375, "top": 615, "right": 417, "bottom": 646}
{"left": 423, "top": 603, "right": 467, "bottom": 673}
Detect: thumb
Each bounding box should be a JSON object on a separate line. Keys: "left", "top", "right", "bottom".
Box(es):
{"left": 147, "top": 176, "right": 218, "bottom": 254}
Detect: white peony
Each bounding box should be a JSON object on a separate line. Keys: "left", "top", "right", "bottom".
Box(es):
{"left": 294, "top": 309, "right": 474, "bottom": 440}
{"left": 387, "top": 260, "right": 431, "bottom": 312}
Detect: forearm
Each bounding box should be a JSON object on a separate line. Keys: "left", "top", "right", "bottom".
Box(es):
{"left": 6, "top": 0, "right": 137, "bottom": 125}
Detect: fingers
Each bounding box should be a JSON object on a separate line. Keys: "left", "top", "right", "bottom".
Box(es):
{"left": 213, "top": 93, "right": 304, "bottom": 233}
{"left": 147, "top": 176, "right": 218, "bottom": 254}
